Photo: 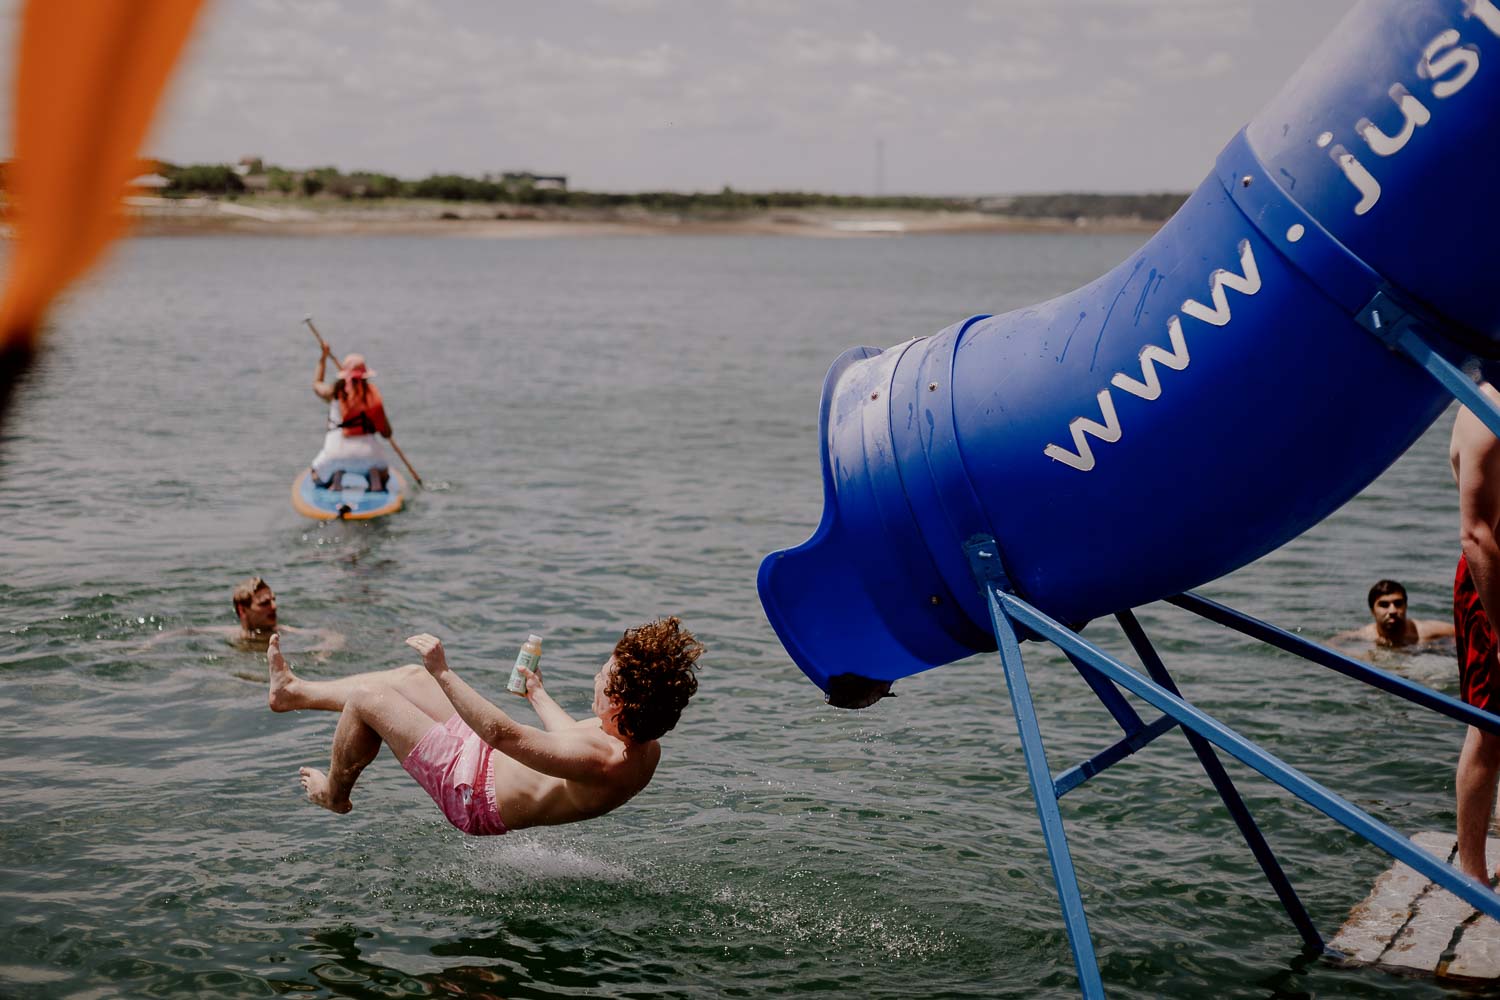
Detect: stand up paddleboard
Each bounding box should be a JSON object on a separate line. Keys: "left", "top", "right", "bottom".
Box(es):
{"left": 291, "top": 468, "right": 405, "bottom": 521}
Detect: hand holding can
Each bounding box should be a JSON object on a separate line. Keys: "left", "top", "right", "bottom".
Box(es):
{"left": 507, "top": 633, "right": 543, "bottom": 696}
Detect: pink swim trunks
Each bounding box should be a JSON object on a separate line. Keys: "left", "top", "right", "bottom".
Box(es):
{"left": 401, "top": 714, "right": 509, "bottom": 836}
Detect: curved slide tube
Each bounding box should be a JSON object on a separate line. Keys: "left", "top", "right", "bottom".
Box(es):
{"left": 760, "top": 0, "right": 1500, "bottom": 697}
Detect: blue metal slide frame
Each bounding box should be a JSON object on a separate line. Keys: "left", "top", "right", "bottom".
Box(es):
{"left": 965, "top": 533, "right": 1500, "bottom": 1000}
{"left": 962, "top": 288, "right": 1500, "bottom": 998}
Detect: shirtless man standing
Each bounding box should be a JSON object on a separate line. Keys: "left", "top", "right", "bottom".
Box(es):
{"left": 1451, "top": 382, "right": 1500, "bottom": 882}
{"left": 266, "top": 618, "right": 702, "bottom": 833}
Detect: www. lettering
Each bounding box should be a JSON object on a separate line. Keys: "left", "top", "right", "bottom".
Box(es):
{"left": 1043, "top": 240, "right": 1261, "bottom": 473}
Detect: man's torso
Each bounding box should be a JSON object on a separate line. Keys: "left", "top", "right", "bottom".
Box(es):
{"left": 488, "top": 721, "right": 660, "bottom": 830}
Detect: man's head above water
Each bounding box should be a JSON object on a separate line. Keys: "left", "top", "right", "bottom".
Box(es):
{"left": 1368, "top": 578, "right": 1410, "bottom": 640}
{"left": 232, "top": 576, "right": 277, "bottom": 636}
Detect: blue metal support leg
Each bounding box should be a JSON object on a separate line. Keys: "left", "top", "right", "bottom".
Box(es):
{"left": 963, "top": 531, "right": 1500, "bottom": 997}
{"left": 967, "top": 540, "right": 1105, "bottom": 999}
{"left": 1063, "top": 649, "right": 1147, "bottom": 736}
{"left": 985, "top": 585, "right": 1106, "bottom": 999}
{"left": 1115, "top": 610, "right": 1324, "bottom": 953}
{"left": 1359, "top": 292, "right": 1500, "bottom": 442}
{"left": 1001, "top": 590, "right": 1500, "bottom": 922}
{"left": 1052, "top": 713, "right": 1180, "bottom": 799}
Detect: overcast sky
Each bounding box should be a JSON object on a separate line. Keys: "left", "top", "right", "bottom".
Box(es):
{"left": 5, "top": 0, "right": 1361, "bottom": 194}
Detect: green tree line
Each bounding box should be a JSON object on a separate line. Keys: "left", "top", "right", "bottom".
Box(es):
{"left": 153, "top": 161, "right": 1186, "bottom": 220}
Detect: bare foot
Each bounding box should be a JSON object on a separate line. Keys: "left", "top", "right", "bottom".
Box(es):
{"left": 267, "top": 634, "right": 298, "bottom": 712}
{"left": 299, "top": 766, "right": 352, "bottom": 814}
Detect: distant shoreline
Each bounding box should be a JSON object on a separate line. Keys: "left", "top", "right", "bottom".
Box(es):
{"left": 123, "top": 196, "right": 1165, "bottom": 238}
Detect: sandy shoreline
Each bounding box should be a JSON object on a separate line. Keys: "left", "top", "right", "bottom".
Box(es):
{"left": 122, "top": 196, "right": 1163, "bottom": 238}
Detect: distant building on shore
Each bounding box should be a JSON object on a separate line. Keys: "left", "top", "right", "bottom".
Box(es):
{"left": 237, "top": 156, "right": 272, "bottom": 193}
{"left": 502, "top": 171, "right": 567, "bottom": 191}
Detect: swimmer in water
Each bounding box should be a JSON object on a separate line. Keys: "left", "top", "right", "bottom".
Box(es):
{"left": 1330, "top": 579, "right": 1454, "bottom": 651}
{"left": 142, "top": 576, "right": 344, "bottom": 658}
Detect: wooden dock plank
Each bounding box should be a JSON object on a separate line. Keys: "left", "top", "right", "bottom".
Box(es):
{"left": 1446, "top": 913, "right": 1500, "bottom": 979}
{"left": 1332, "top": 831, "right": 1500, "bottom": 981}
{"left": 1329, "top": 832, "right": 1454, "bottom": 963}
{"left": 1382, "top": 879, "right": 1473, "bottom": 972}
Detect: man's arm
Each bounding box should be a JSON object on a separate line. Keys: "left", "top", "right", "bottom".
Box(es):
{"left": 277, "top": 624, "right": 346, "bottom": 661}
{"left": 308, "top": 626, "right": 346, "bottom": 655}
{"left": 1418, "top": 618, "right": 1457, "bottom": 641}
{"left": 137, "top": 624, "right": 237, "bottom": 650}
{"left": 405, "top": 634, "right": 613, "bottom": 781}
{"left": 1457, "top": 415, "right": 1500, "bottom": 628}
{"left": 515, "top": 664, "right": 578, "bottom": 732}
{"left": 1328, "top": 624, "right": 1373, "bottom": 647}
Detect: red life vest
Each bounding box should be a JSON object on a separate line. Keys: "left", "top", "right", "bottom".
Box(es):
{"left": 334, "top": 380, "right": 391, "bottom": 437}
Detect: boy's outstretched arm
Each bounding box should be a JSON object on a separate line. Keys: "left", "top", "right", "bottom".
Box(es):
{"left": 514, "top": 664, "right": 578, "bottom": 732}
{"left": 405, "top": 634, "right": 612, "bottom": 781}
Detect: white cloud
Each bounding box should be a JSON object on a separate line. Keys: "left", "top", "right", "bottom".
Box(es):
{"left": 731, "top": 0, "right": 854, "bottom": 16}
{"left": 592, "top": 0, "right": 669, "bottom": 11}
{"left": 778, "top": 29, "right": 900, "bottom": 68}
{"left": 249, "top": 0, "right": 342, "bottom": 24}
{"left": 963, "top": 0, "right": 1064, "bottom": 34}
{"left": 1081, "top": 2, "right": 1253, "bottom": 41}
{"left": 1127, "top": 45, "right": 1235, "bottom": 81}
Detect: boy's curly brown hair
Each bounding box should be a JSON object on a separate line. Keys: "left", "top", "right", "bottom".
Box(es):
{"left": 605, "top": 617, "right": 703, "bottom": 742}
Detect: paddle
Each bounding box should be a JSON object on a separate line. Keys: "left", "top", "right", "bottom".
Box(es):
{"left": 303, "top": 315, "right": 425, "bottom": 488}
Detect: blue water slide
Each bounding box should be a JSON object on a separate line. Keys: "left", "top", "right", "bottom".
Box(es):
{"left": 760, "top": 0, "right": 1500, "bottom": 695}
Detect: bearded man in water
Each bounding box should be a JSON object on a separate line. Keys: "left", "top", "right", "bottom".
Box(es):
{"left": 1331, "top": 579, "right": 1455, "bottom": 650}
{"left": 266, "top": 618, "right": 702, "bottom": 833}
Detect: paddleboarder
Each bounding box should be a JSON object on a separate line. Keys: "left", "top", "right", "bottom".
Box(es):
{"left": 310, "top": 345, "right": 394, "bottom": 492}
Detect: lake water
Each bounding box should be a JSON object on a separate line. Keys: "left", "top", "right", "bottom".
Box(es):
{"left": 0, "top": 231, "right": 1471, "bottom": 999}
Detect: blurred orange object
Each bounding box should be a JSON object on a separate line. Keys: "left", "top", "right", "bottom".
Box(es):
{"left": 0, "top": 0, "right": 203, "bottom": 414}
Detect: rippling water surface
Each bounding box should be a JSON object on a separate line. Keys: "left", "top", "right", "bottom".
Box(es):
{"left": 0, "top": 232, "right": 1471, "bottom": 998}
